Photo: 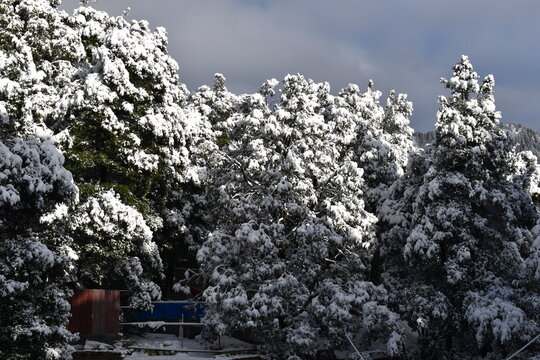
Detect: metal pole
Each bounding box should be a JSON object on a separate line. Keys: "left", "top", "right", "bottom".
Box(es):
{"left": 180, "top": 314, "right": 184, "bottom": 348}
{"left": 345, "top": 333, "right": 365, "bottom": 360}
{"left": 506, "top": 333, "right": 540, "bottom": 360}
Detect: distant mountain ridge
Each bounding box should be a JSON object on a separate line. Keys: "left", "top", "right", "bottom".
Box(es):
{"left": 413, "top": 123, "right": 540, "bottom": 158}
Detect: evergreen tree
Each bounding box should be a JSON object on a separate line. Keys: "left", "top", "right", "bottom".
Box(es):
{"left": 379, "top": 56, "right": 540, "bottom": 358}
{"left": 0, "top": 0, "right": 211, "bottom": 303}
{"left": 341, "top": 82, "right": 415, "bottom": 287}
{"left": 0, "top": 138, "right": 78, "bottom": 360}
{"left": 67, "top": 189, "right": 163, "bottom": 308}
{"left": 195, "top": 75, "right": 403, "bottom": 359}
{"left": 382, "top": 90, "right": 415, "bottom": 176}
{"left": 339, "top": 82, "right": 414, "bottom": 213}
{"left": 513, "top": 150, "right": 540, "bottom": 207}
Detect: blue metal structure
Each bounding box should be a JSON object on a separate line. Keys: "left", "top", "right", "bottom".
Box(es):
{"left": 125, "top": 301, "right": 206, "bottom": 322}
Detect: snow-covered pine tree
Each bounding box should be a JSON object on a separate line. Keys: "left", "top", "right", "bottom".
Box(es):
{"left": 196, "top": 75, "right": 403, "bottom": 359}
{"left": 513, "top": 150, "right": 540, "bottom": 207}
{"left": 339, "top": 82, "right": 415, "bottom": 286}
{"left": 379, "top": 56, "right": 540, "bottom": 358}
{"left": 0, "top": 0, "right": 211, "bottom": 304}
{"left": 382, "top": 89, "right": 415, "bottom": 177}
{"left": 0, "top": 138, "right": 78, "bottom": 360}
{"left": 191, "top": 73, "right": 241, "bottom": 127}
{"left": 338, "top": 82, "right": 414, "bottom": 213}
{"left": 67, "top": 189, "right": 164, "bottom": 308}
{"left": 513, "top": 152, "right": 540, "bottom": 304}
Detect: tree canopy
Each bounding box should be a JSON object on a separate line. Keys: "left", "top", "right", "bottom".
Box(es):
{"left": 1, "top": 2, "right": 540, "bottom": 359}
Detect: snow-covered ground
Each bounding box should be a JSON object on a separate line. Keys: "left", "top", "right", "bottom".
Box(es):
{"left": 78, "top": 333, "right": 258, "bottom": 360}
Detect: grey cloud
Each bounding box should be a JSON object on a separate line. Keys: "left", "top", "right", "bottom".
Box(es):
{"left": 59, "top": 0, "right": 540, "bottom": 132}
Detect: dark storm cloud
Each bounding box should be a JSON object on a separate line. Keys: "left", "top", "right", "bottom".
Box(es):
{"left": 60, "top": 0, "right": 540, "bottom": 131}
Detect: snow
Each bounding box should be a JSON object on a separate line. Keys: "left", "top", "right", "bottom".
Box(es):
{"left": 0, "top": 138, "right": 76, "bottom": 208}
{"left": 122, "top": 333, "right": 256, "bottom": 360}
{"left": 71, "top": 332, "right": 258, "bottom": 360}
{"left": 2, "top": 1, "right": 540, "bottom": 357}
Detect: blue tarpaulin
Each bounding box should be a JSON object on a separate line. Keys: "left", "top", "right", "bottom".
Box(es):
{"left": 126, "top": 302, "right": 206, "bottom": 322}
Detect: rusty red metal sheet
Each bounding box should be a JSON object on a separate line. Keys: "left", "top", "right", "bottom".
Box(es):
{"left": 67, "top": 289, "right": 93, "bottom": 334}
{"left": 67, "top": 289, "right": 119, "bottom": 335}
{"left": 104, "top": 290, "right": 120, "bottom": 333}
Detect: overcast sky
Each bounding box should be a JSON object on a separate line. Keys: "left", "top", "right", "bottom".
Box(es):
{"left": 60, "top": 0, "right": 540, "bottom": 132}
